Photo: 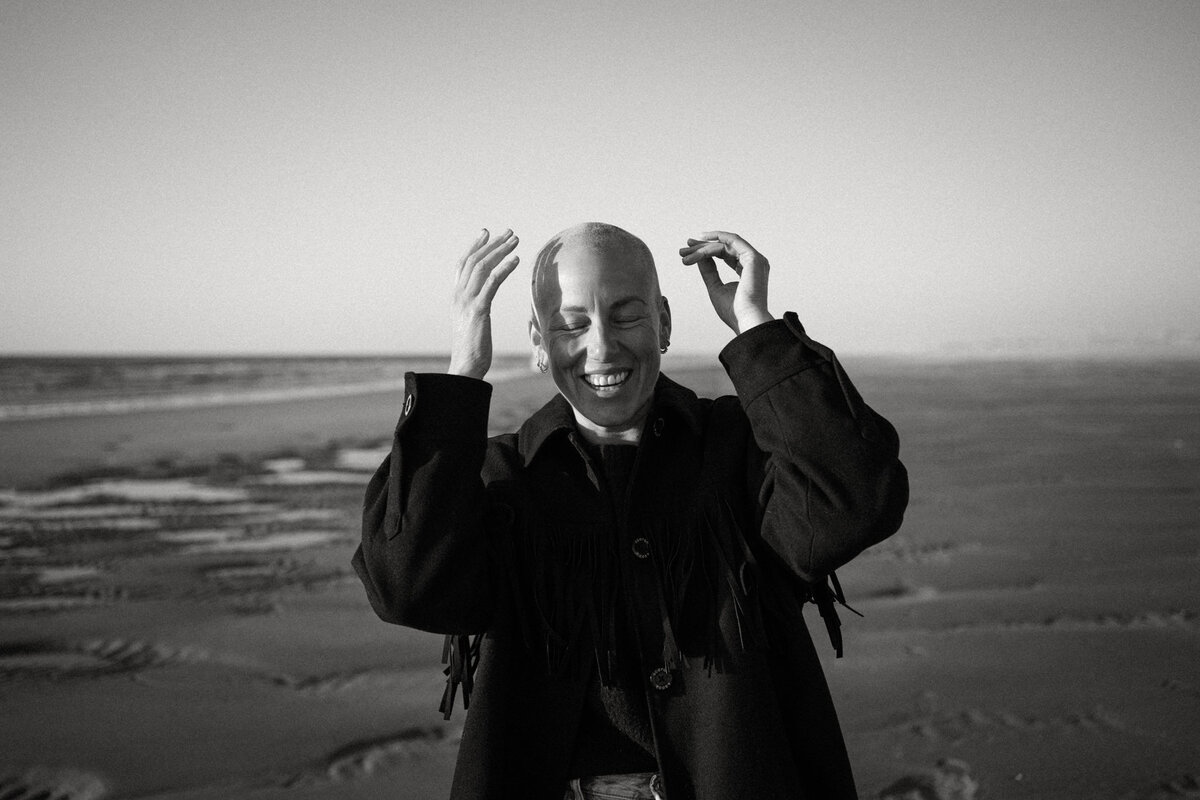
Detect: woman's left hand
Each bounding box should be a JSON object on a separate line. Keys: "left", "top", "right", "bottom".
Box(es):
{"left": 679, "top": 230, "right": 774, "bottom": 335}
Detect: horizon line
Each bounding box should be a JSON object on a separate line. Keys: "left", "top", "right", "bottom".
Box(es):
{"left": 2, "top": 348, "right": 1198, "bottom": 363}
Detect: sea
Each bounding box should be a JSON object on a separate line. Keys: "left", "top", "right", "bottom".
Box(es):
{"left": 0, "top": 354, "right": 533, "bottom": 421}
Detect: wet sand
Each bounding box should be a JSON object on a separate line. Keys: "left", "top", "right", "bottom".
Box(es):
{"left": 2, "top": 358, "right": 1198, "bottom": 799}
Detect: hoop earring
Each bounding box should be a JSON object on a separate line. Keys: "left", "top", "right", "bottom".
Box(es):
{"left": 660, "top": 342, "right": 670, "bottom": 354}
{"left": 536, "top": 352, "right": 548, "bottom": 373}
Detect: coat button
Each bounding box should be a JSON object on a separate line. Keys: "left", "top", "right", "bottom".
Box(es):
{"left": 652, "top": 417, "right": 665, "bottom": 437}
{"left": 650, "top": 667, "right": 672, "bottom": 690}
{"left": 402, "top": 394, "right": 414, "bottom": 416}
{"left": 632, "top": 537, "right": 651, "bottom": 559}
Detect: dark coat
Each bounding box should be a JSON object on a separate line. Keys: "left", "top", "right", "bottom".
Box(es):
{"left": 352, "top": 313, "right": 909, "bottom": 800}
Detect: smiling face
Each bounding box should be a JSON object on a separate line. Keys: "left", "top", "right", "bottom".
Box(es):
{"left": 530, "top": 224, "right": 670, "bottom": 439}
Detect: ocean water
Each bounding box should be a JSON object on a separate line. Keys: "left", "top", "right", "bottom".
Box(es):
{"left": 0, "top": 355, "right": 532, "bottom": 421}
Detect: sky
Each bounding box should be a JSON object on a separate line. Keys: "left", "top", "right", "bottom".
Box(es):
{"left": 2, "top": 0, "right": 1198, "bottom": 357}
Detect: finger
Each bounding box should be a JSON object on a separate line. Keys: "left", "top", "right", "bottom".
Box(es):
{"left": 460, "top": 229, "right": 515, "bottom": 285}
{"left": 466, "top": 235, "right": 519, "bottom": 293}
{"left": 679, "top": 236, "right": 718, "bottom": 255}
{"left": 717, "top": 249, "right": 742, "bottom": 276}
{"left": 480, "top": 255, "right": 520, "bottom": 304}
{"left": 682, "top": 243, "right": 740, "bottom": 275}
{"left": 700, "top": 231, "right": 758, "bottom": 277}
{"left": 696, "top": 256, "right": 724, "bottom": 294}
{"left": 679, "top": 241, "right": 727, "bottom": 264}
{"left": 678, "top": 241, "right": 716, "bottom": 256}
{"left": 682, "top": 239, "right": 733, "bottom": 255}
{"left": 471, "top": 228, "right": 515, "bottom": 266}
{"left": 699, "top": 230, "right": 756, "bottom": 259}
{"left": 457, "top": 229, "right": 491, "bottom": 285}
{"left": 459, "top": 229, "right": 490, "bottom": 264}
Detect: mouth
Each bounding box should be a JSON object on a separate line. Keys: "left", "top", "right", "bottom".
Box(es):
{"left": 581, "top": 369, "right": 632, "bottom": 393}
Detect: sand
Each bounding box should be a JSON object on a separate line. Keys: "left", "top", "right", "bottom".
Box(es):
{"left": 2, "top": 358, "right": 1198, "bottom": 799}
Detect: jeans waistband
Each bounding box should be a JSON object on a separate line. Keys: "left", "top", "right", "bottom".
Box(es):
{"left": 565, "top": 771, "right": 664, "bottom": 800}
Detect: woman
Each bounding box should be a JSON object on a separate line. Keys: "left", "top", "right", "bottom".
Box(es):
{"left": 353, "top": 223, "right": 908, "bottom": 799}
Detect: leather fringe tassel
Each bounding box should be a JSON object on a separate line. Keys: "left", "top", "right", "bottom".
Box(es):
{"left": 521, "top": 516, "right": 619, "bottom": 684}
{"left": 440, "top": 633, "right": 481, "bottom": 720}
{"left": 648, "top": 514, "right": 701, "bottom": 675}
{"left": 808, "top": 572, "right": 863, "bottom": 658}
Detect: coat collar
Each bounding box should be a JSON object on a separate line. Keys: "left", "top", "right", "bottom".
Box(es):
{"left": 517, "top": 372, "right": 705, "bottom": 466}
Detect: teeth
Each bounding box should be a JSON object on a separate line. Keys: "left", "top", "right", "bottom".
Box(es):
{"left": 584, "top": 370, "right": 631, "bottom": 388}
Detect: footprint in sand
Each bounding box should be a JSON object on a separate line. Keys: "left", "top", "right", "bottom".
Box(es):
{"left": 879, "top": 759, "right": 978, "bottom": 800}
{"left": 941, "top": 609, "right": 1200, "bottom": 634}
{"left": 274, "top": 667, "right": 444, "bottom": 696}
{"left": 890, "top": 692, "right": 1126, "bottom": 743}
{"left": 1161, "top": 678, "right": 1200, "bottom": 700}
{"left": 0, "top": 639, "right": 116, "bottom": 679}
{"left": 1131, "top": 774, "right": 1200, "bottom": 799}
{"left": 863, "top": 536, "right": 980, "bottom": 565}
{"left": 0, "top": 638, "right": 229, "bottom": 681}
{"left": 285, "top": 726, "right": 460, "bottom": 786}
{"left": 0, "top": 767, "right": 107, "bottom": 800}
{"left": 865, "top": 583, "right": 940, "bottom": 603}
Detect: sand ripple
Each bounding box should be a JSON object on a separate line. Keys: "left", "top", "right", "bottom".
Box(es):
{"left": 286, "top": 727, "right": 459, "bottom": 786}
{"left": 0, "top": 480, "right": 249, "bottom": 506}
{"left": 0, "top": 767, "right": 107, "bottom": 800}
{"left": 888, "top": 692, "right": 1127, "bottom": 743}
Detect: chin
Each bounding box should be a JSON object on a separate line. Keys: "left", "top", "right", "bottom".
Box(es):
{"left": 578, "top": 400, "right": 643, "bottom": 429}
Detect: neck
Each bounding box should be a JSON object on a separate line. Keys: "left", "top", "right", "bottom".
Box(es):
{"left": 572, "top": 408, "right": 646, "bottom": 446}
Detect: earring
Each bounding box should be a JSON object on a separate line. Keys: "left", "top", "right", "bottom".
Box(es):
{"left": 536, "top": 351, "right": 548, "bottom": 373}
{"left": 660, "top": 342, "right": 669, "bottom": 354}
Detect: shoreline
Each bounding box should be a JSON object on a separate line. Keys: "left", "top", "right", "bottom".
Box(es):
{"left": 0, "top": 369, "right": 539, "bottom": 423}
{"left": 0, "top": 359, "right": 728, "bottom": 489}
{"left": 0, "top": 387, "right": 409, "bottom": 490}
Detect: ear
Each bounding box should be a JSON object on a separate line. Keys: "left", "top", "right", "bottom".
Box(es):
{"left": 659, "top": 296, "right": 673, "bottom": 346}
{"left": 528, "top": 314, "right": 543, "bottom": 352}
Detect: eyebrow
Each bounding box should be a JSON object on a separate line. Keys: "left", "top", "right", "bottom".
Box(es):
{"left": 559, "top": 296, "right": 648, "bottom": 314}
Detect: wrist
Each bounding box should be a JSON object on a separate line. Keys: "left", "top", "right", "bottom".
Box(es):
{"left": 447, "top": 360, "right": 488, "bottom": 380}
{"left": 735, "top": 308, "right": 774, "bottom": 334}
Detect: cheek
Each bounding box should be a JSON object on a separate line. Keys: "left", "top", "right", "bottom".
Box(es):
{"left": 548, "top": 338, "right": 582, "bottom": 369}
{"left": 628, "top": 324, "right": 661, "bottom": 352}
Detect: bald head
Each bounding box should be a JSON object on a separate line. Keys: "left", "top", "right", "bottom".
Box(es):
{"left": 531, "top": 222, "right": 660, "bottom": 323}
{"left": 527, "top": 222, "right": 672, "bottom": 437}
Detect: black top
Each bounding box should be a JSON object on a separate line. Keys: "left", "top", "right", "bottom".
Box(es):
{"left": 568, "top": 441, "right": 658, "bottom": 777}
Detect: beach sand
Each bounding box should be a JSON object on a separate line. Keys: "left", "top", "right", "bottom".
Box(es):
{"left": 2, "top": 358, "right": 1198, "bottom": 799}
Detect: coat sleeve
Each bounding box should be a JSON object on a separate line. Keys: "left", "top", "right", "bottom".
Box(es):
{"left": 719, "top": 312, "right": 909, "bottom": 582}
{"left": 351, "top": 372, "right": 502, "bottom": 635}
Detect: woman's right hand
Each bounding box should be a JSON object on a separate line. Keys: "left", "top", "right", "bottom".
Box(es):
{"left": 448, "top": 229, "right": 520, "bottom": 380}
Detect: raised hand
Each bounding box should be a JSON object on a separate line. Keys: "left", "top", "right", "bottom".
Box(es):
{"left": 679, "top": 230, "right": 774, "bottom": 334}
{"left": 448, "top": 228, "right": 520, "bottom": 379}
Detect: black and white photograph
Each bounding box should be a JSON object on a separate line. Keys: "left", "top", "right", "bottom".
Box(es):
{"left": 2, "top": 2, "right": 1198, "bottom": 799}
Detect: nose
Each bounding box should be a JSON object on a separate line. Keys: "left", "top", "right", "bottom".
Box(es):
{"left": 584, "top": 318, "right": 619, "bottom": 362}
